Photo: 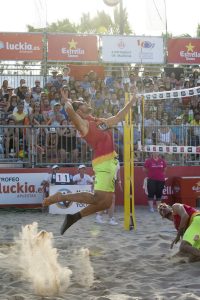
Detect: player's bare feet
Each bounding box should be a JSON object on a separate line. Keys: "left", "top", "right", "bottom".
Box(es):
{"left": 42, "top": 192, "right": 62, "bottom": 207}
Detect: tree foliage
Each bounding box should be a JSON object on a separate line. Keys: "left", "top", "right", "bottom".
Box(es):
{"left": 27, "top": 9, "right": 133, "bottom": 35}
{"left": 197, "top": 24, "right": 200, "bottom": 37}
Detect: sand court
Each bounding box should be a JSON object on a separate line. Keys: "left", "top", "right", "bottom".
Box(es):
{"left": 0, "top": 206, "right": 199, "bottom": 299}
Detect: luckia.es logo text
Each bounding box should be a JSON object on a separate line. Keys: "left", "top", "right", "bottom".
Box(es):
{"left": 0, "top": 41, "right": 40, "bottom": 52}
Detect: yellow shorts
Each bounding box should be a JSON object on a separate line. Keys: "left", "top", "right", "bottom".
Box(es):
{"left": 93, "top": 158, "right": 118, "bottom": 192}
{"left": 183, "top": 216, "right": 200, "bottom": 249}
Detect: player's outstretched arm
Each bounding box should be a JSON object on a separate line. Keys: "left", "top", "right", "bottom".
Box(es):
{"left": 104, "top": 93, "right": 137, "bottom": 127}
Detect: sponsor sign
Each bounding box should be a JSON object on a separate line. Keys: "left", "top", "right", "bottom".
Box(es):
{"left": 0, "top": 173, "right": 47, "bottom": 204}
{"left": 102, "top": 35, "right": 164, "bottom": 63}
{"left": 0, "top": 33, "right": 43, "bottom": 61}
{"left": 168, "top": 38, "right": 200, "bottom": 64}
{"left": 49, "top": 185, "right": 91, "bottom": 214}
{"left": 47, "top": 34, "right": 98, "bottom": 61}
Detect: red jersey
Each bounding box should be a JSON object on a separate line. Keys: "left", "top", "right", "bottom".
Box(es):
{"left": 83, "top": 115, "right": 117, "bottom": 165}
{"left": 144, "top": 158, "right": 167, "bottom": 181}
{"left": 173, "top": 204, "right": 198, "bottom": 231}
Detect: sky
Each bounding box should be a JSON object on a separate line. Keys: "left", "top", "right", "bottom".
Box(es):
{"left": 0, "top": 0, "right": 199, "bottom": 37}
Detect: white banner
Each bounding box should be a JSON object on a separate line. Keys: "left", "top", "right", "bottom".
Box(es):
{"left": 102, "top": 35, "right": 164, "bottom": 64}
{"left": 143, "top": 86, "right": 200, "bottom": 101}
{"left": 49, "top": 185, "right": 92, "bottom": 215}
{"left": 141, "top": 145, "right": 200, "bottom": 154}
{"left": 0, "top": 173, "right": 48, "bottom": 205}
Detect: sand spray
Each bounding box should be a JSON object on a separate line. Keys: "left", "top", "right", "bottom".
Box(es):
{"left": 3, "top": 222, "right": 95, "bottom": 296}
{"left": 13, "top": 222, "right": 72, "bottom": 296}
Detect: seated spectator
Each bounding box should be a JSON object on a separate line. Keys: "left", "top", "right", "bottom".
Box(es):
{"left": 110, "top": 91, "right": 120, "bottom": 108}
{"left": 28, "top": 102, "right": 46, "bottom": 162}
{"left": 103, "top": 98, "right": 112, "bottom": 115}
{"left": 157, "top": 120, "right": 175, "bottom": 146}
{"left": 172, "top": 116, "right": 186, "bottom": 145}
{"left": 32, "top": 86, "right": 41, "bottom": 102}
{"left": 80, "top": 74, "right": 91, "bottom": 92}
{"left": 4, "top": 117, "right": 19, "bottom": 158}
{"left": 15, "top": 79, "right": 28, "bottom": 100}
{"left": 0, "top": 118, "right": 5, "bottom": 158}
{"left": 13, "top": 93, "right": 32, "bottom": 115}
{"left": 31, "top": 80, "right": 42, "bottom": 94}
{"left": 4, "top": 86, "right": 14, "bottom": 102}
{"left": 73, "top": 164, "right": 93, "bottom": 185}
{"left": 105, "top": 70, "right": 118, "bottom": 91}
{"left": 29, "top": 102, "right": 46, "bottom": 126}
{"left": 88, "top": 80, "right": 96, "bottom": 99}
{"left": 57, "top": 119, "right": 78, "bottom": 164}
{"left": 1, "top": 80, "right": 9, "bottom": 96}
{"left": 49, "top": 91, "right": 61, "bottom": 108}
{"left": 161, "top": 111, "right": 171, "bottom": 125}
{"left": 11, "top": 101, "right": 27, "bottom": 125}
{"left": 69, "top": 89, "right": 78, "bottom": 102}
{"left": 11, "top": 101, "right": 28, "bottom": 148}
{"left": 40, "top": 96, "right": 52, "bottom": 120}
{"left": 144, "top": 111, "right": 160, "bottom": 145}
{"left": 48, "top": 103, "right": 65, "bottom": 127}
{"left": 6, "top": 94, "right": 18, "bottom": 113}
{"left": 188, "top": 112, "right": 200, "bottom": 146}
{"left": 93, "top": 90, "right": 104, "bottom": 108}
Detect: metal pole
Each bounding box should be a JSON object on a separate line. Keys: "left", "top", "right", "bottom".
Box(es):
{"left": 119, "top": 0, "right": 124, "bottom": 35}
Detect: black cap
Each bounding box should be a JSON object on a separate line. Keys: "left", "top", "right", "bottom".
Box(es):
{"left": 72, "top": 101, "right": 85, "bottom": 111}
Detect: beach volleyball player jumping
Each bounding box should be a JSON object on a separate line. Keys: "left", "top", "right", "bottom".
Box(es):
{"left": 43, "top": 88, "right": 137, "bottom": 235}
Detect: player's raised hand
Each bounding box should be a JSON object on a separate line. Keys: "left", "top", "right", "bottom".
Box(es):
{"left": 61, "top": 87, "right": 70, "bottom": 102}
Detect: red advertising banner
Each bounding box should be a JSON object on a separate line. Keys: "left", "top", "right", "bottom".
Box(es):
{"left": 68, "top": 64, "right": 105, "bottom": 80}
{"left": 0, "top": 33, "right": 43, "bottom": 61}
{"left": 47, "top": 34, "right": 98, "bottom": 61}
{"left": 167, "top": 38, "right": 200, "bottom": 64}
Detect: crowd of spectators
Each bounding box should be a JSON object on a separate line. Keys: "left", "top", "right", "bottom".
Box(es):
{"left": 0, "top": 66, "right": 200, "bottom": 166}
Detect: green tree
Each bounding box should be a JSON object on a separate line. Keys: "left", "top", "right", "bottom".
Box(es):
{"left": 27, "top": 18, "right": 77, "bottom": 33}
{"left": 27, "top": 9, "right": 133, "bottom": 35}
{"left": 197, "top": 24, "right": 200, "bottom": 37}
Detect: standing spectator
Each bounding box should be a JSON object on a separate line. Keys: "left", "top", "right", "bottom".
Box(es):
{"left": 55, "top": 73, "right": 64, "bottom": 90}
{"left": 143, "top": 152, "right": 167, "bottom": 212}
{"left": 47, "top": 70, "right": 58, "bottom": 86}
{"left": 62, "top": 66, "right": 71, "bottom": 83}
{"left": 73, "top": 164, "right": 93, "bottom": 185}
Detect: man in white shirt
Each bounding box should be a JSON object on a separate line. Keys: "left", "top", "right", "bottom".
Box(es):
{"left": 73, "top": 165, "right": 93, "bottom": 185}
